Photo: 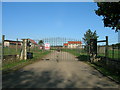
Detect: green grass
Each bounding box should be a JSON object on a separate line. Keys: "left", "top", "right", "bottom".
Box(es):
{"left": 4, "top": 47, "right": 21, "bottom": 55}
{"left": 2, "top": 50, "right": 51, "bottom": 74}
{"left": 62, "top": 49, "right": 89, "bottom": 61}
{"left": 88, "top": 62, "right": 120, "bottom": 82}
{"left": 98, "top": 50, "right": 120, "bottom": 60}
{"left": 3, "top": 47, "right": 42, "bottom": 55}
{"left": 108, "top": 50, "right": 120, "bottom": 59}
{"left": 62, "top": 49, "right": 87, "bottom": 56}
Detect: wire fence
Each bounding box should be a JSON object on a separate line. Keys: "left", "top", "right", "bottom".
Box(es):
{"left": 97, "top": 45, "right": 120, "bottom": 60}
{"left": 2, "top": 37, "right": 52, "bottom": 73}
{"left": 4, "top": 46, "right": 22, "bottom": 55}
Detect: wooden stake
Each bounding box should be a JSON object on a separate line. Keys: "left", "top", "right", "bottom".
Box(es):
{"left": 16, "top": 38, "right": 18, "bottom": 54}
{"left": 24, "top": 39, "right": 27, "bottom": 60}
{"left": 2, "top": 35, "right": 5, "bottom": 61}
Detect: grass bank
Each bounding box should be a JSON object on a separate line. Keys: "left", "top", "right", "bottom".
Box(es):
{"left": 87, "top": 62, "right": 120, "bottom": 83}
{"left": 63, "top": 49, "right": 120, "bottom": 83}
{"left": 2, "top": 50, "right": 51, "bottom": 74}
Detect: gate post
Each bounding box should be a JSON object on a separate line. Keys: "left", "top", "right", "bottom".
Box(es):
{"left": 24, "top": 39, "right": 28, "bottom": 60}
{"left": 16, "top": 38, "right": 18, "bottom": 54}
{"left": 2, "top": 35, "right": 5, "bottom": 61}
{"left": 105, "top": 36, "right": 108, "bottom": 65}
{"left": 20, "top": 39, "right": 28, "bottom": 60}
{"left": 105, "top": 36, "right": 108, "bottom": 58}
{"left": 90, "top": 39, "right": 97, "bottom": 63}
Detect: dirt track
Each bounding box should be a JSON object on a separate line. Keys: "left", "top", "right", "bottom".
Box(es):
{"left": 2, "top": 51, "right": 119, "bottom": 88}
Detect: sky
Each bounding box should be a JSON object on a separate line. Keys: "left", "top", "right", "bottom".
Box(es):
{"left": 2, "top": 2, "right": 119, "bottom": 45}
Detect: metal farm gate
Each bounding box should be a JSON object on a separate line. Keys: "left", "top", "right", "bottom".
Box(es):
{"left": 34, "top": 37, "right": 85, "bottom": 61}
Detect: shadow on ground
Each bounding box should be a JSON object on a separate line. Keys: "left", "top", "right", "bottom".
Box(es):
{"left": 2, "top": 53, "right": 119, "bottom": 88}
{"left": 76, "top": 55, "right": 89, "bottom": 62}
{"left": 3, "top": 70, "right": 82, "bottom": 88}
{"left": 2, "top": 68, "right": 116, "bottom": 88}
{"left": 3, "top": 70, "right": 65, "bottom": 88}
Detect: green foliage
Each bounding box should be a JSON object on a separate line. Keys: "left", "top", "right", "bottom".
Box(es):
{"left": 115, "top": 43, "right": 120, "bottom": 46}
{"left": 62, "top": 49, "right": 89, "bottom": 61}
{"left": 83, "top": 29, "right": 99, "bottom": 45}
{"left": 95, "top": 2, "right": 120, "bottom": 32}
{"left": 38, "top": 40, "right": 44, "bottom": 45}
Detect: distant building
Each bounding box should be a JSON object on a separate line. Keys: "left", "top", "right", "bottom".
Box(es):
{"left": 28, "top": 39, "right": 38, "bottom": 48}
{"left": 64, "top": 43, "right": 68, "bottom": 48}
{"left": 64, "top": 41, "right": 82, "bottom": 49}
{"left": 4, "top": 39, "right": 38, "bottom": 48}
{"left": 4, "top": 40, "right": 22, "bottom": 48}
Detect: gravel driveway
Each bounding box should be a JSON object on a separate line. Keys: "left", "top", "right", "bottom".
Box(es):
{"left": 2, "top": 51, "right": 120, "bottom": 88}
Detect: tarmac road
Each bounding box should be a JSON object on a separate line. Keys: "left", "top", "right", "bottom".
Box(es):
{"left": 2, "top": 51, "right": 120, "bottom": 88}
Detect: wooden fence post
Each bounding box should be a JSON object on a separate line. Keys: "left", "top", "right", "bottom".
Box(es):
{"left": 20, "top": 39, "right": 28, "bottom": 60}
{"left": 20, "top": 39, "right": 24, "bottom": 60}
{"left": 105, "top": 36, "right": 108, "bottom": 65}
{"left": 24, "top": 39, "right": 28, "bottom": 60}
{"left": 105, "top": 36, "right": 108, "bottom": 58}
{"left": 112, "top": 44, "right": 114, "bottom": 59}
{"left": 2, "top": 35, "right": 5, "bottom": 61}
{"left": 16, "top": 38, "right": 18, "bottom": 54}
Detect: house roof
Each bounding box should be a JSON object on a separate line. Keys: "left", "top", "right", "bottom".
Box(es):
{"left": 64, "top": 43, "right": 68, "bottom": 46}
{"left": 4, "top": 40, "right": 22, "bottom": 44}
{"left": 68, "top": 41, "right": 82, "bottom": 44}
{"left": 5, "top": 39, "right": 38, "bottom": 45}
{"left": 28, "top": 39, "right": 37, "bottom": 45}
{"left": 4, "top": 40, "right": 22, "bottom": 42}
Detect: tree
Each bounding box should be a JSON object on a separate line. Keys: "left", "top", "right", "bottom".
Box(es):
{"left": 83, "top": 29, "right": 99, "bottom": 52}
{"left": 95, "top": 2, "right": 120, "bottom": 32}
{"left": 38, "top": 40, "right": 44, "bottom": 46}
{"left": 83, "top": 29, "right": 99, "bottom": 46}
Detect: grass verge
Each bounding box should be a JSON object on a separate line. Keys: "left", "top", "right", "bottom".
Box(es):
{"left": 87, "top": 62, "right": 120, "bottom": 83}
{"left": 2, "top": 50, "right": 51, "bottom": 74}
{"left": 63, "top": 49, "right": 120, "bottom": 83}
